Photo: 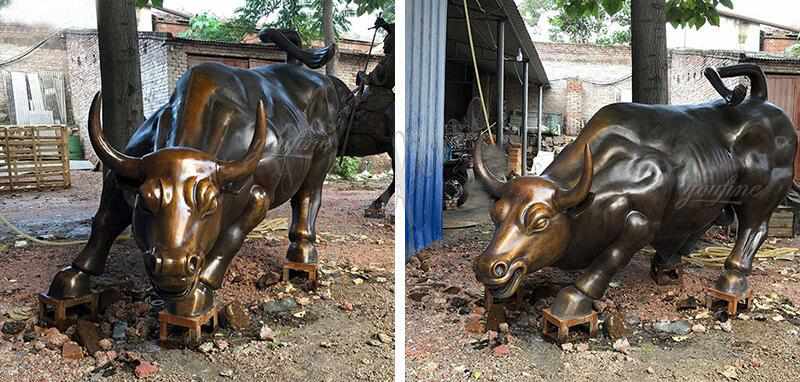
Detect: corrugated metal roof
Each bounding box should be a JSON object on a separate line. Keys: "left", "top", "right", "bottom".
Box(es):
{"left": 445, "top": 0, "right": 549, "bottom": 86}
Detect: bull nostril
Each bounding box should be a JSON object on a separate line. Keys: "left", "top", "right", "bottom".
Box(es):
{"left": 493, "top": 262, "right": 507, "bottom": 277}
{"left": 186, "top": 255, "right": 200, "bottom": 274}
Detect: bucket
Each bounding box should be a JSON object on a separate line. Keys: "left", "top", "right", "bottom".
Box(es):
{"left": 68, "top": 135, "right": 83, "bottom": 160}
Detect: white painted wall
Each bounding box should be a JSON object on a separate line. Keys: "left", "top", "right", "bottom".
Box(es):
{"left": 667, "top": 16, "right": 761, "bottom": 52}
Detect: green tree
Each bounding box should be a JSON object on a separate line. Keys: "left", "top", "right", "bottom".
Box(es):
{"left": 180, "top": 12, "right": 248, "bottom": 42}
{"left": 519, "top": 0, "right": 630, "bottom": 45}
{"left": 181, "top": 0, "right": 393, "bottom": 44}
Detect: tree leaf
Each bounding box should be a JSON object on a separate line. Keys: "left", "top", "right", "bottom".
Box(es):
{"left": 601, "top": 0, "right": 623, "bottom": 15}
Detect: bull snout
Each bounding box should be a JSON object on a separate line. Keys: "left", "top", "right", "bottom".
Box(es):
{"left": 473, "top": 254, "right": 526, "bottom": 285}
{"left": 146, "top": 248, "right": 202, "bottom": 295}
{"left": 474, "top": 251, "right": 528, "bottom": 300}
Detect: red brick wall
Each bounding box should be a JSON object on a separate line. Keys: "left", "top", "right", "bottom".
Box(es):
{"left": 762, "top": 37, "right": 796, "bottom": 54}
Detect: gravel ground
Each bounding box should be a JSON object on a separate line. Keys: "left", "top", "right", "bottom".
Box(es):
{"left": 0, "top": 168, "right": 395, "bottom": 382}
{"left": 406, "top": 187, "right": 800, "bottom": 382}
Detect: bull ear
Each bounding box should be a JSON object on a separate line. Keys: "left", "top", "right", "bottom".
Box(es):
{"left": 555, "top": 145, "right": 592, "bottom": 210}
{"left": 88, "top": 92, "right": 143, "bottom": 180}
{"left": 216, "top": 100, "right": 267, "bottom": 184}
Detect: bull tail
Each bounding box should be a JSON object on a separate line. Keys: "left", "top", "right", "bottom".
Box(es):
{"left": 711, "top": 64, "right": 768, "bottom": 101}
{"left": 258, "top": 28, "right": 336, "bottom": 69}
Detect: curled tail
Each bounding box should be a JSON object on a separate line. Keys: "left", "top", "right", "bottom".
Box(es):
{"left": 704, "top": 63, "right": 768, "bottom": 105}
{"left": 258, "top": 28, "right": 336, "bottom": 69}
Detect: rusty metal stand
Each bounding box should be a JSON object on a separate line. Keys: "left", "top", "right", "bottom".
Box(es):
{"left": 484, "top": 288, "right": 524, "bottom": 332}
{"left": 158, "top": 306, "right": 219, "bottom": 344}
{"left": 38, "top": 292, "right": 98, "bottom": 331}
{"left": 541, "top": 308, "right": 598, "bottom": 343}
{"left": 705, "top": 287, "right": 753, "bottom": 316}
{"left": 282, "top": 262, "right": 318, "bottom": 288}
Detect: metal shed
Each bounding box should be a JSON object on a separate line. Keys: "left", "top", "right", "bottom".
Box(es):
{"left": 406, "top": 0, "right": 549, "bottom": 258}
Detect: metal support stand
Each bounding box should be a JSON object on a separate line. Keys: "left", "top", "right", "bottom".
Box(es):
{"left": 159, "top": 306, "right": 219, "bottom": 345}
{"left": 484, "top": 287, "right": 524, "bottom": 332}
{"left": 705, "top": 287, "right": 753, "bottom": 316}
{"left": 541, "top": 308, "right": 598, "bottom": 343}
{"left": 282, "top": 262, "right": 319, "bottom": 288}
{"left": 38, "top": 292, "right": 98, "bottom": 331}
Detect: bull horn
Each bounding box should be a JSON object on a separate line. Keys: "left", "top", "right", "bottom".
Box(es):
{"left": 217, "top": 100, "right": 267, "bottom": 183}
{"left": 472, "top": 139, "right": 505, "bottom": 198}
{"left": 555, "top": 144, "right": 593, "bottom": 209}
{"left": 88, "top": 92, "right": 143, "bottom": 180}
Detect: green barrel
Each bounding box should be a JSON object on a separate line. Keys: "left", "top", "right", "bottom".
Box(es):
{"left": 68, "top": 135, "right": 83, "bottom": 160}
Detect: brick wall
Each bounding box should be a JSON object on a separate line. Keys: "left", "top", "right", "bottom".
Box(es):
{"left": 762, "top": 37, "right": 796, "bottom": 54}
{"left": 527, "top": 42, "right": 632, "bottom": 136}
{"left": 0, "top": 23, "right": 71, "bottom": 125}
{"left": 139, "top": 36, "right": 170, "bottom": 118}
{"left": 64, "top": 32, "right": 102, "bottom": 163}
{"left": 669, "top": 49, "right": 742, "bottom": 105}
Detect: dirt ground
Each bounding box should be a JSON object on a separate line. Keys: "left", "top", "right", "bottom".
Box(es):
{"left": 406, "top": 188, "right": 800, "bottom": 382}
{"left": 0, "top": 168, "right": 395, "bottom": 382}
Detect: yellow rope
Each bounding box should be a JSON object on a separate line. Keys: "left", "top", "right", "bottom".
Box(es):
{"left": 684, "top": 245, "right": 797, "bottom": 268}
{"left": 246, "top": 218, "right": 288, "bottom": 239}
{"left": 463, "top": 0, "right": 494, "bottom": 144}
{"left": 0, "top": 212, "right": 87, "bottom": 246}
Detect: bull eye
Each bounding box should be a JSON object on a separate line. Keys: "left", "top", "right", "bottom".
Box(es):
{"left": 195, "top": 179, "right": 219, "bottom": 218}
{"left": 524, "top": 207, "right": 550, "bottom": 235}
{"left": 139, "top": 179, "right": 163, "bottom": 214}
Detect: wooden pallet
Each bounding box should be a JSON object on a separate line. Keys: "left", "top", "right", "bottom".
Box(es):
{"left": 0, "top": 125, "right": 71, "bottom": 192}
{"left": 768, "top": 206, "right": 795, "bottom": 238}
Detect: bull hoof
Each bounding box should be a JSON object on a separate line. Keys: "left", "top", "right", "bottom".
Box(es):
{"left": 364, "top": 205, "right": 385, "bottom": 219}
{"left": 165, "top": 283, "right": 214, "bottom": 317}
{"left": 650, "top": 262, "right": 683, "bottom": 286}
{"left": 47, "top": 266, "right": 92, "bottom": 299}
{"left": 287, "top": 239, "right": 318, "bottom": 264}
{"left": 550, "top": 286, "right": 594, "bottom": 319}
{"left": 714, "top": 270, "right": 750, "bottom": 297}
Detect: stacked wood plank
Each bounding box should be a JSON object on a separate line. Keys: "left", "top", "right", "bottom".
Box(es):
{"left": 0, "top": 125, "right": 71, "bottom": 192}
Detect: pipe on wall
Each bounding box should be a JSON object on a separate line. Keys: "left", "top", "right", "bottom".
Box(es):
{"left": 496, "top": 20, "right": 505, "bottom": 147}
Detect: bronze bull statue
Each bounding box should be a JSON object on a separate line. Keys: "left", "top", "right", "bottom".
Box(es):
{"left": 473, "top": 64, "right": 797, "bottom": 321}
{"left": 47, "top": 44, "right": 342, "bottom": 317}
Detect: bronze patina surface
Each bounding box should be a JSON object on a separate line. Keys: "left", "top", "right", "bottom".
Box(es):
{"left": 47, "top": 43, "right": 345, "bottom": 317}
{"left": 473, "top": 64, "right": 797, "bottom": 321}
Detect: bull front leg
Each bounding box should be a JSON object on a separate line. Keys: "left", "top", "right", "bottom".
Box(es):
{"left": 551, "top": 211, "right": 654, "bottom": 318}
{"left": 48, "top": 173, "right": 132, "bottom": 299}
{"left": 170, "top": 185, "right": 269, "bottom": 316}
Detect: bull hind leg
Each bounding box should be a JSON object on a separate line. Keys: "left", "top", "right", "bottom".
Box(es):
{"left": 287, "top": 158, "right": 332, "bottom": 264}
{"left": 715, "top": 188, "right": 787, "bottom": 296}
{"left": 551, "top": 211, "right": 655, "bottom": 319}
{"left": 651, "top": 233, "right": 701, "bottom": 286}
{"left": 48, "top": 172, "right": 132, "bottom": 299}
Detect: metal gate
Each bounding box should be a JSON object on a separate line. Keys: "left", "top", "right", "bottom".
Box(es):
{"left": 766, "top": 74, "right": 800, "bottom": 182}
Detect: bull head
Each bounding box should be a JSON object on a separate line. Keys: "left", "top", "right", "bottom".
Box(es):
{"left": 88, "top": 93, "right": 267, "bottom": 298}
{"left": 472, "top": 142, "right": 593, "bottom": 299}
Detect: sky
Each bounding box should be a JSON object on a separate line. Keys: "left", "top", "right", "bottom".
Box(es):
{"left": 0, "top": 0, "right": 379, "bottom": 41}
